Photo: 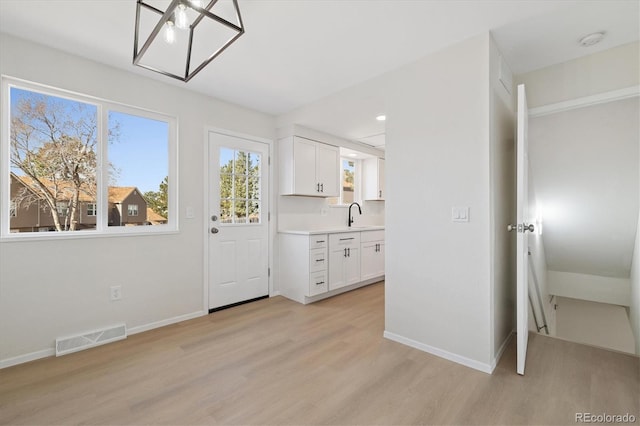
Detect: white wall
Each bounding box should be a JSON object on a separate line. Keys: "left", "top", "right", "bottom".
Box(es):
{"left": 0, "top": 34, "right": 275, "bottom": 366}
{"left": 384, "top": 34, "right": 494, "bottom": 371}
{"left": 627, "top": 209, "right": 640, "bottom": 354}
{"left": 517, "top": 42, "right": 639, "bottom": 109}
{"left": 548, "top": 271, "right": 631, "bottom": 307}
{"left": 489, "top": 35, "right": 516, "bottom": 364}
{"left": 555, "top": 296, "right": 635, "bottom": 354}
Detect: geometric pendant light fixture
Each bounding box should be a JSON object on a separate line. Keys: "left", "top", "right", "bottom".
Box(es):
{"left": 133, "top": 0, "right": 244, "bottom": 82}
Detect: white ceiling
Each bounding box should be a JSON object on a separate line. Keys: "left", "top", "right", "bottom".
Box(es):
{"left": 1, "top": 0, "right": 637, "bottom": 125}
{"left": 529, "top": 98, "right": 639, "bottom": 278}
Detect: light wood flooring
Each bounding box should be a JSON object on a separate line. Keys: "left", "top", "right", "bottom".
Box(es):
{"left": 1, "top": 282, "right": 638, "bottom": 425}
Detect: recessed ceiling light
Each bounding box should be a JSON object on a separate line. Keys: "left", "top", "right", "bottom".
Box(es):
{"left": 376, "top": 115, "right": 386, "bottom": 121}
{"left": 579, "top": 32, "right": 605, "bottom": 47}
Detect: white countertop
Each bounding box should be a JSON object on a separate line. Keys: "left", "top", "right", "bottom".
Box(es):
{"left": 279, "top": 225, "right": 384, "bottom": 235}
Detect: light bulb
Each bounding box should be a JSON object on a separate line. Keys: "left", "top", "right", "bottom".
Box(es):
{"left": 164, "top": 21, "right": 176, "bottom": 44}
{"left": 175, "top": 4, "right": 189, "bottom": 29}
{"left": 189, "top": 0, "right": 203, "bottom": 7}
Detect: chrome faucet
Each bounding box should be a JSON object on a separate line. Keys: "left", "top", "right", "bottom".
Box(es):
{"left": 348, "top": 202, "right": 362, "bottom": 227}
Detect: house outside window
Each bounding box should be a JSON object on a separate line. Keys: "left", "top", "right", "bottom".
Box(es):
{"left": 87, "top": 203, "right": 97, "bottom": 216}
{"left": 128, "top": 204, "right": 139, "bottom": 216}
{"left": 56, "top": 201, "right": 69, "bottom": 216}
{"left": 9, "top": 200, "right": 16, "bottom": 217}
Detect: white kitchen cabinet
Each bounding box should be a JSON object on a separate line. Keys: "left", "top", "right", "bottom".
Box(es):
{"left": 361, "top": 230, "right": 385, "bottom": 280}
{"left": 328, "top": 232, "right": 361, "bottom": 291}
{"left": 279, "top": 136, "right": 339, "bottom": 197}
{"left": 279, "top": 233, "right": 329, "bottom": 303}
{"left": 362, "top": 157, "right": 385, "bottom": 200}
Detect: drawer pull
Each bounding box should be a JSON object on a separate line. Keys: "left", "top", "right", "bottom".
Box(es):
{"left": 315, "top": 258, "right": 325, "bottom": 262}
{"left": 339, "top": 237, "right": 355, "bottom": 241}
{"left": 316, "top": 240, "right": 325, "bottom": 243}
{"left": 316, "top": 281, "right": 325, "bottom": 285}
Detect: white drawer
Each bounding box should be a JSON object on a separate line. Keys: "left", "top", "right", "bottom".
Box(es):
{"left": 360, "top": 230, "right": 385, "bottom": 243}
{"left": 309, "top": 271, "right": 328, "bottom": 296}
{"left": 329, "top": 232, "right": 361, "bottom": 247}
{"left": 309, "top": 248, "right": 328, "bottom": 272}
{"left": 309, "top": 235, "right": 328, "bottom": 250}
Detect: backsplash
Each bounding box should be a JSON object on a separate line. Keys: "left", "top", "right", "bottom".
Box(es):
{"left": 278, "top": 196, "right": 384, "bottom": 230}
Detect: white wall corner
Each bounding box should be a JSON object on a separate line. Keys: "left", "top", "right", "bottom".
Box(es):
{"left": 383, "top": 330, "right": 493, "bottom": 374}
{"left": 491, "top": 331, "right": 514, "bottom": 372}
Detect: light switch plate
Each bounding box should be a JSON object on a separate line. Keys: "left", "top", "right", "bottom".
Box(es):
{"left": 452, "top": 207, "right": 470, "bottom": 222}
{"left": 186, "top": 206, "right": 194, "bottom": 219}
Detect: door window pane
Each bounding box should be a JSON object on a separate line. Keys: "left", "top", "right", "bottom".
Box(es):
{"left": 219, "top": 148, "right": 261, "bottom": 224}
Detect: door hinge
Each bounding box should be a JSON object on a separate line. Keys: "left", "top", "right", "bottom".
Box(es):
{"left": 268, "top": 212, "right": 271, "bottom": 221}
{"left": 268, "top": 156, "right": 271, "bottom": 166}
{"left": 268, "top": 267, "right": 271, "bottom": 277}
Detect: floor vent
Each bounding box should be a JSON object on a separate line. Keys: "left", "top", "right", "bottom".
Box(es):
{"left": 55, "top": 324, "right": 127, "bottom": 356}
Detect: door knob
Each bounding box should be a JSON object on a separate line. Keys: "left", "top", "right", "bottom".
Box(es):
{"left": 211, "top": 227, "right": 219, "bottom": 234}
{"left": 211, "top": 215, "right": 218, "bottom": 222}
{"left": 508, "top": 223, "right": 535, "bottom": 233}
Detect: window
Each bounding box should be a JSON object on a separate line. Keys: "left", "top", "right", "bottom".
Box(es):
{"left": 2, "top": 78, "right": 177, "bottom": 238}
{"left": 219, "top": 148, "right": 261, "bottom": 224}
{"left": 341, "top": 159, "right": 356, "bottom": 204}
{"left": 56, "top": 202, "right": 69, "bottom": 216}
{"left": 328, "top": 157, "right": 360, "bottom": 205}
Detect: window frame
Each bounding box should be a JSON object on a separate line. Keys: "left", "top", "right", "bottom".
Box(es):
{"left": 1, "top": 76, "right": 178, "bottom": 240}
{"left": 87, "top": 203, "right": 97, "bottom": 217}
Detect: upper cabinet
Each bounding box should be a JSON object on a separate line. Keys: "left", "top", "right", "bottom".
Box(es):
{"left": 279, "top": 136, "right": 339, "bottom": 197}
{"left": 362, "top": 158, "right": 385, "bottom": 200}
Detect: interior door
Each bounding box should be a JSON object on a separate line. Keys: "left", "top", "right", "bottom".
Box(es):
{"left": 516, "top": 84, "right": 531, "bottom": 375}
{"left": 208, "top": 131, "right": 269, "bottom": 310}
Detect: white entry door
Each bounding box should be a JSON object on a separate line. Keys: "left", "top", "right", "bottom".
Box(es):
{"left": 515, "top": 84, "right": 534, "bottom": 375}
{"left": 208, "top": 131, "right": 269, "bottom": 310}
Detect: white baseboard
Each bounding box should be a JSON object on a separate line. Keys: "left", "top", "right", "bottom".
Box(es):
{"left": 0, "top": 348, "right": 55, "bottom": 369}
{"left": 270, "top": 291, "right": 281, "bottom": 297}
{"left": 383, "top": 331, "right": 493, "bottom": 374}
{"left": 128, "top": 310, "right": 206, "bottom": 335}
{"left": 491, "top": 331, "right": 514, "bottom": 372}
{"left": 0, "top": 310, "right": 207, "bottom": 369}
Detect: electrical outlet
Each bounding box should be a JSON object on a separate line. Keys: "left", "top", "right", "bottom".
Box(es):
{"left": 110, "top": 285, "right": 122, "bottom": 301}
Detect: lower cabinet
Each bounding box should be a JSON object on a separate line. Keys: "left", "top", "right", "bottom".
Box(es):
{"left": 328, "top": 232, "right": 361, "bottom": 291}
{"left": 279, "top": 229, "right": 384, "bottom": 304}
{"left": 361, "top": 230, "right": 385, "bottom": 280}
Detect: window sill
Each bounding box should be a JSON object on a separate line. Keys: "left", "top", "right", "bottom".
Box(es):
{"left": 0, "top": 227, "right": 179, "bottom": 243}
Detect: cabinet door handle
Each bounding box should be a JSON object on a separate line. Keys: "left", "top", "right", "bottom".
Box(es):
{"left": 379, "top": 190, "right": 382, "bottom": 198}
{"left": 344, "top": 248, "right": 347, "bottom": 258}
{"left": 347, "top": 247, "right": 351, "bottom": 257}
{"left": 316, "top": 183, "right": 320, "bottom": 192}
